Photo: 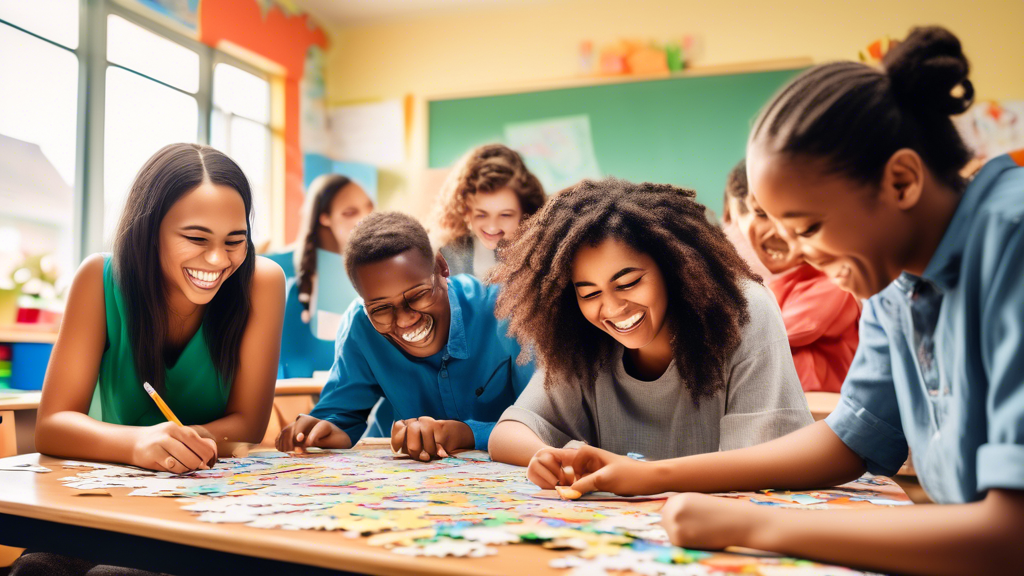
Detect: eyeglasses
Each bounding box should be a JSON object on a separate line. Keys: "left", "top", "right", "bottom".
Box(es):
{"left": 364, "top": 273, "right": 443, "bottom": 331}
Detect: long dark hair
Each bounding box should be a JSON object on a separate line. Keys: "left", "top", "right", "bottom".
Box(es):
{"left": 112, "top": 143, "right": 256, "bottom": 394}
{"left": 750, "top": 26, "right": 973, "bottom": 191}
{"left": 293, "top": 174, "right": 353, "bottom": 320}
{"left": 491, "top": 178, "right": 760, "bottom": 401}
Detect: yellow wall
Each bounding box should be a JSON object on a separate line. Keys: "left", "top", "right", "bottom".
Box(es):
{"left": 322, "top": 0, "right": 1022, "bottom": 208}
{"left": 325, "top": 0, "right": 1023, "bottom": 104}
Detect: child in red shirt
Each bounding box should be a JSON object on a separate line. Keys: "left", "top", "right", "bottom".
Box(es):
{"left": 722, "top": 159, "right": 860, "bottom": 392}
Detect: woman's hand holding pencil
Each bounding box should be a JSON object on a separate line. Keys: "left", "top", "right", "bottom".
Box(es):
{"left": 130, "top": 421, "right": 218, "bottom": 473}
{"left": 130, "top": 382, "right": 218, "bottom": 473}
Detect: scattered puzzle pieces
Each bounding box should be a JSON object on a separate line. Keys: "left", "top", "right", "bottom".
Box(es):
{"left": 58, "top": 450, "right": 905, "bottom": 575}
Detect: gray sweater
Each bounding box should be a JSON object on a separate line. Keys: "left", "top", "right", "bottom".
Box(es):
{"left": 499, "top": 280, "right": 813, "bottom": 461}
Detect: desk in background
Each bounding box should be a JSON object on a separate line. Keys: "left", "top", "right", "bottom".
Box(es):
{"left": 0, "top": 391, "right": 41, "bottom": 458}
{"left": 261, "top": 377, "right": 328, "bottom": 447}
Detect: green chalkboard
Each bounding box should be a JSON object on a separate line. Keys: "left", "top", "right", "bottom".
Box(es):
{"left": 428, "top": 68, "right": 805, "bottom": 217}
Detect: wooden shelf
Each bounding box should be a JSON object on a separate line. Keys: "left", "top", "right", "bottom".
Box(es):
{"left": 0, "top": 328, "right": 58, "bottom": 344}
{"left": 0, "top": 391, "right": 42, "bottom": 411}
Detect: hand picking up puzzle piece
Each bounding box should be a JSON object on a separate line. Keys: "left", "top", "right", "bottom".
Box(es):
{"left": 556, "top": 485, "right": 583, "bottom": 500}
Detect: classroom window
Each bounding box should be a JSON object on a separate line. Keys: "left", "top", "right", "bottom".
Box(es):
{"left": 211, "top": 63, "right": 273, "bottom": 246}
{"left": 0, "top": 8, "right": 79, "bottom": 296}
{"left": 0, "top": 0, "right": 78, "bottom": 50}
{"left": 106, "top": 14, "right": 199, "bottom": 94}
{"left": 103, "top": 67, "right": 200, "bottom": 245}
{"left": 102, "top": 15, "right": 200, "bottom": 246}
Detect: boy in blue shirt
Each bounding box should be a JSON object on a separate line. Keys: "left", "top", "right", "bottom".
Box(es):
{"left": 276, "top": 212, "right": 533, "bottom": 460}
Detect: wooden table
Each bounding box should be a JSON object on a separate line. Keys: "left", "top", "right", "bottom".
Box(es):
{"left": 0, "top": 440, "right": 910, "bottom": 576}
{"left": 0, "top": 453, "right": 539, "bottom": 575}
{"left": 0, "top": 391, "right": 42, "bottom": 457}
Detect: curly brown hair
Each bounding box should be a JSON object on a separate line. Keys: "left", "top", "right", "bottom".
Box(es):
{"left": 430, "top": 143, "right": 546, "bottom": 246}
{"left": 491, "top": 178, "right": 761, "bottom": 401}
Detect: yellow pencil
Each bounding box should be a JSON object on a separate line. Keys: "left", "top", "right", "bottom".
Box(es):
{"left": 143, "top": 382, "right": 184, "bottom": 426}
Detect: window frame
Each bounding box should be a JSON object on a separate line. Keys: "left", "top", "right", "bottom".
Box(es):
{"left": 209, "top": 56, "right": 279, "bottom": 249}
{"left": 1, "top": 0, "right": 281, "bottom": 263}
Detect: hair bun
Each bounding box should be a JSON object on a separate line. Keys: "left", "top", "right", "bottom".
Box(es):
{"left": 883, "top": 26, "right": 973, "bottom": 116}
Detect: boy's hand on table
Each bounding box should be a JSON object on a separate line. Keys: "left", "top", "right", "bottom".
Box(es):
{"left": 131, "top": 421, "right": 218, "bottom": 474}
{"left": 390, "top": 417, "right": 474, "bottom": 461}
{"left": 659, "top": 492, "right": 756, "bottom": 550}
{"left": 569, "top": 445, "right": 654, "bottom": 496}
{"left": 527, "top": 447, "right": 580, "bottom": 489}
{"left": 276, "top": 415, "right": 351, "bottom": 452}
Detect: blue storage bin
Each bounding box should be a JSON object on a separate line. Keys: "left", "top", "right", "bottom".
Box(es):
{"left": 11, "top": 342, "right": 53, "bottom": 390}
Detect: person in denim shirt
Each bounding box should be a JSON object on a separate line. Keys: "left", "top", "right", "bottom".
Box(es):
{"left": 560, "top": 27, "right": 1024, "bottom": 575}
{"left": 275, "top": 212, "right": 533, "bottom": 460}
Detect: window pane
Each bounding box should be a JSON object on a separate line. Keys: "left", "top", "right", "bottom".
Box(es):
{"left": 214, "top": 63, "right": 270, "bottom": 123}
{"left": 223, "top": 116, "right": 271, "bottom": 244}
{"left": 0, "top": 25, "right": 78, "bottom": 186}
{"left": 106, "top": 15, "right": 199, "bottom": 93}
{"left": 0, "top": 23, "right": 78, "bottom": 300}
{"left": 104, "top": 67, "right": 198, "bottom": 245}
{"left": 0, "top": 0, "right": 78, "bottom": 49}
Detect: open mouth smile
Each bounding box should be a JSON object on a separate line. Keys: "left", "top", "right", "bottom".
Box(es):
{"left": 606, "top": 311, "right": 646, "bottom": 334}
{"left": 184, "top": 267, "right": 226, "bottom": 291}
{"left": 761, "top": 238, "right": 790, "bottom": 262}
{"left": 400, "top": 315, "right": 434, "bottom": 343}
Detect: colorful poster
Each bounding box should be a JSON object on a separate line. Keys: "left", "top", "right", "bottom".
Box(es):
{"left": 504, "top": 115, "right": 603, "bottom": 194}
{"left": 126, "top": 0, "right": 200, "bottom": 32}
{"left": 955, "top": 100, "right": 1024, "bottom": 160}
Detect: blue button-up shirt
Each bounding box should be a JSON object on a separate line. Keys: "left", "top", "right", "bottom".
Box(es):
{"left": 310, "top": 274, "right": 534, "bottom": 450}
{"left": 826, "top": 152, "right": 1024, "bottom": 504}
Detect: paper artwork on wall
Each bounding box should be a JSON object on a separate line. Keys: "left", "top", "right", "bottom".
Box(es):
{"left": 124, "top": 0, "right": 200, "bottom": 33}
{"left": 955, "top": 101, "right": 1024, "bottom": 160}
{"left": 328, "top": 100, "right": 406, "bottom": 166}
{"left": 504, "top": 115, "right": 603, "bottom": 194}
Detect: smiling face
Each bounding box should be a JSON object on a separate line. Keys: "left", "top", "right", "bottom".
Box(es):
{"left": 730, "top": 191, "right": 804, "bottom": 274}
{"left": 158, "top": 181, "right": 249, "bottom": 306}
{"left": 353, "top": 249, "right": 451, "bottom": 358}
{"left": 747, "top": 149, "right": 913, "bottom": 299}
{"left": 571, "top": 238, "right": 670, "bottom": 352}
{"left": 319, "top": 183, "right": 374, "bottom": 250}
{"left": 465, "top": 188, "right": 523, "bottom": 250}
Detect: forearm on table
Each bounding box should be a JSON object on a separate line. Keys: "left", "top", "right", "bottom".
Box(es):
{"left": 648, "top": 421, "right": 866, "bottom": 494}
{"left": 194, "top": 411, "right": 269, "bottom": 445}
{"left": 488, "top": 420, "right": 550, "bottom": 466}
{"left": 35, "top": 411, "right": 141, "bottom": 464}
{"left": 743, "top": 490, "right": 1024, "bottom": 576}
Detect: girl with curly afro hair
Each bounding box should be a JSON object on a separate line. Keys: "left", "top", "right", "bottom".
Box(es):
{"left": 430, "top": 143, "right": 545, "bottom": 278}
{"left": 487, "top": 177, "right": 812, "bottom": 482}
{"left": 552, "top": 27, "right": 1024, "bottom": 576}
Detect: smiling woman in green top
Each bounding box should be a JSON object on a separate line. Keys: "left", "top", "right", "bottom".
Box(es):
{"left": 35, "top": 143, "right": 285, "bottom": 474}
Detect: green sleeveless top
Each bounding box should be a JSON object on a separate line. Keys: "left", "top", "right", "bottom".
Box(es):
{"left": 95, "top": 256, "right": 231, "bottom": 426}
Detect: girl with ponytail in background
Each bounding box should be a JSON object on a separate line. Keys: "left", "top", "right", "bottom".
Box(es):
{"left": 267, "top": 174, "right": 373, "bottom": 378}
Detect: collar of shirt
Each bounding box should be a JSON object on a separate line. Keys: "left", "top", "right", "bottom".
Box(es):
{"left": 444, "top": 278, "right": 469, "bottom": 360}
{"left": 922, "top": 154, "right": 1020, "bottom": 292}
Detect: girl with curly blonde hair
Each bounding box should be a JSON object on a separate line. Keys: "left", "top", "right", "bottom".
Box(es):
{"left": 431, "top": 144, "right": 545, "bottom": 277}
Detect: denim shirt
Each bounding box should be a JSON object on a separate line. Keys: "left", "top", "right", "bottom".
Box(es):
{"left": 310, "top": 274, "right": 534, "bottom": 449}
{"left": 825, "top": 152, "right": 1024, "bottom": 503}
